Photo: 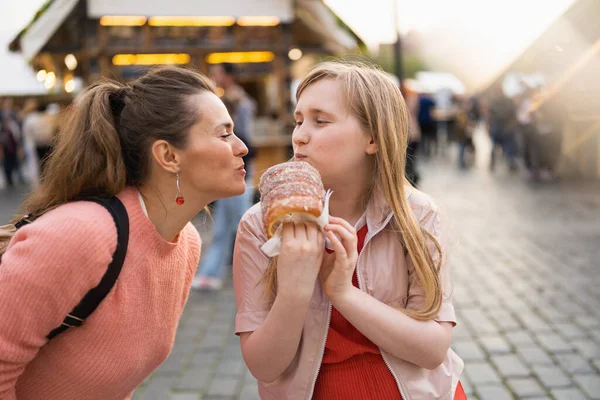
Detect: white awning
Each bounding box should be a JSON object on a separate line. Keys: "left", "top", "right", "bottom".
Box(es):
{"left": 296, "top": 0, "right": 357, "bottom": 53}
{"left": 87, "top": 0, "right": 294, "bottom": 22}
{"left": 0, "top": 32, "right": 47, "bottom": 96}
{"left": 19, "top": 0, "right": 79, "bottom": 63}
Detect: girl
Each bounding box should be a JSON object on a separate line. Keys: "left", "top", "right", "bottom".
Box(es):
{"left": 233, "top": 62, "right": 465, "bottom": 399}
{"left": 0, "top": 66, "right": 247, "bottom": 399}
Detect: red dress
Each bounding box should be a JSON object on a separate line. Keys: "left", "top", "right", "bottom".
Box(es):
{"left": 313, "top": 225, "right": 467, "bottom": 400}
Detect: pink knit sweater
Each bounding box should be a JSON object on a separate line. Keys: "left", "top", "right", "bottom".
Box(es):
{"left": 0, "top": 187, "right": 201, "bottom": 400}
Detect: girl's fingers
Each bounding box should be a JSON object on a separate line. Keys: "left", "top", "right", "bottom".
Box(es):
{"left": 282, "top": 222, "right": 294, "bottom": 242}
{"left": 306, "top": 222, "right": 318, "bottom": 242}
{"left": 328, "top": 216, "right": 356, "bottom": 235}
{"left": 294, "top": 222, "right": 308, "bottom": 241}
{"left": 316, "top": 229, "right": 324, "bottom": 246}
{"left": 325, "top": 223, "right": 357, "bottom": 256}
{"left": 326, "top": 230, "right": 346, "bottom": 258}
{"left": 309, "top": 223, "right": 325, "bottom": 248}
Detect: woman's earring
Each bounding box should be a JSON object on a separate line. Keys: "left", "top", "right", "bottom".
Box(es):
{"left": 175, "top": 173, "right": 185, "bottom": 205}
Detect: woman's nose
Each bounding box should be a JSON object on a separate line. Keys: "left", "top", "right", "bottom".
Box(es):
{"left": 233, "top": 135, "right": 248, "bottom": 158}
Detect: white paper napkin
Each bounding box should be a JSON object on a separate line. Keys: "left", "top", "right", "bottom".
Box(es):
{"left": 261, "top": 189, "right": 333, "bottom": 257}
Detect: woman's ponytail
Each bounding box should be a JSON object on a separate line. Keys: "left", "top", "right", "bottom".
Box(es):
{"left": 17, "top": 82, "right": 129, "bottom": 218}
{"left": 4, "top": 65, "right": 216, "bottom": 240}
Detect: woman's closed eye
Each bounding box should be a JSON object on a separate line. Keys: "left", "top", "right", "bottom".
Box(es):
{"left": 220, "top": 132, "right": 232, "bottom": 139}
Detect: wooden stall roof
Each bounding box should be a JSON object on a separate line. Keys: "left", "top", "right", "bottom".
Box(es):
{"left": 9, "top": 0, "right": 361, "bottom": 62}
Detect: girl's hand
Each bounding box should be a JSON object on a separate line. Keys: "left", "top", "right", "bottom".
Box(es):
{"left": 319, "top": 216, "right": 358, "bottom": 301}
{"left": 277, "top": 222, "right": 324, "bottom": 300}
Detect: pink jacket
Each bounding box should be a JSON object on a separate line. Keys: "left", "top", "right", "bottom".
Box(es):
{"left": 233, "top": 185, "right": 464, "bottom": 400}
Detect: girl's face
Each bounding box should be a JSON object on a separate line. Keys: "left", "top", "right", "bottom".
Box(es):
{"left": 292, "top": 78, "right": 377, "bottom": 189}
{"left": 178, "top": 92, "right": 248, "bottom": 202}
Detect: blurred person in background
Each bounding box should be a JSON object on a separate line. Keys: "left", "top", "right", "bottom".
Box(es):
{"left": 18, "top": 98, "right": 38, "bottom": 122}
{"left": 17, "top": 99, "right": 41, "bottom": 187}
{"left": 402, "top": 81, "right": 421, "bottom": 186}
{"left": 0, "top": 66, "right": 248, "bottom": 400}
{"left": 1, "top": 99, "right": 22, "bottom": 132}
{"left": 20, "top": 101, "right": 44, "bottom": 188}
{"left": 34, "top": 103, "right": 60, "bottom": 175}
{"left": 454, "top": 97, "right": 476, "bottom": 169}
{"left": 487, "top": 85, "right": 518, "bottom": 172}
{"left": 1, "top": 99, "right": 25, "bottom": 186}
{"left": 0, "top": 115, "right": 20, "bottom": 187}
{"left": 192, "top": 63, "right": 256, "bottom": 291}
{"left": 532, "top": 97, "right": 565, "bottom": 181}
{"left": 209, "top": 63, "right": 256, "bottom": 171}
{"left": 467, "top": 95, "right": 482, "bottom": 125}
{"left": 445, "top": 94, "right": 461, "bottom": 145}
{"left": 418, "top": 91, "right": 437, "bottom": 157}
{"left": 516, "top": 86, "right": 537, "bottom": 178}
{"left": 433, "top": 88, "right": 455, "bottom": 156}
{"left": 1, "top": 99, "right": 17, "bottom": 121}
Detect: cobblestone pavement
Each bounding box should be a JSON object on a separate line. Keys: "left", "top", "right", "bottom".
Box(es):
{"left": 1, "top": 138, "right": 599, "bottom": 399}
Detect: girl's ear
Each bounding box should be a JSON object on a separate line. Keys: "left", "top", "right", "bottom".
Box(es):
{"left": 366, "top": 138, "right": 378, "bottom": 155}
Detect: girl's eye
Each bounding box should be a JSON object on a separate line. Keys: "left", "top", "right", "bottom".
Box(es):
{"left": 295, "top": 121, "right": 303, "bottom": 127}
{"left": 221, "top": 133, "right": 232, "bottom": 139}
{"left": 316, "top": 120, "right": 328, "bottom": 125}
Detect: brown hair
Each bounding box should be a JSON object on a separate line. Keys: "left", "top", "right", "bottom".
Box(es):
{"left": 1, "top": 66, "right": 215, "bottom": 250}
{"left": 263, "top": 61, "right": 443, "bottom": 320}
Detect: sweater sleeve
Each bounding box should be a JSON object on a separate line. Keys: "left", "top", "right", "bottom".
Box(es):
{"left": 0, "top": 202, "right": 117, "bottom": 398}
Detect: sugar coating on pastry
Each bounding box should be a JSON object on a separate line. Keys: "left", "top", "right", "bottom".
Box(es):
{"left": 259, "top": 162, "right": 325, "bottom": 238}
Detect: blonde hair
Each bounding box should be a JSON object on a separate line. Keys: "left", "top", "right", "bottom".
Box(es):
{"left": 262, "top": 61, "right": 443, "bottom": 320}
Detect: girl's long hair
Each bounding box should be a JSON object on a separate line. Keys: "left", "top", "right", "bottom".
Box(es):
{"left": 262, "top": 61, "right": 443, "bottom": 320}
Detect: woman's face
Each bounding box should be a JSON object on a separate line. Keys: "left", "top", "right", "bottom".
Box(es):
{"left": 292, "top": 78, "right": 376, "bottom": 188}
{"left": 178, "top": 91, "right": 248, "bottom": 202}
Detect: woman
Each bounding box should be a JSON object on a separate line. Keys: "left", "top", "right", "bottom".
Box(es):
{"left": 0, "top": 66, "right": 247, "bottom": 399}
{"left": 233, "top": 61, "right": 465, "bottom": 399}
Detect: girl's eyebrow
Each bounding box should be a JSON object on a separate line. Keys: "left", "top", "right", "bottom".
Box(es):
{"left": 294, "top": 108, "right": 333, "bottom": 117}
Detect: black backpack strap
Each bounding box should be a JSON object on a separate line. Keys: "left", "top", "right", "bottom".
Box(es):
{"left": 47, "top": 197, "right": 129, "bottom": 340}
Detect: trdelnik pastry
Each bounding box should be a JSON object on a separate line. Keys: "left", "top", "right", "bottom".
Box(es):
{"left": 258, "top": 161, "right": 332, "bottom": 256}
